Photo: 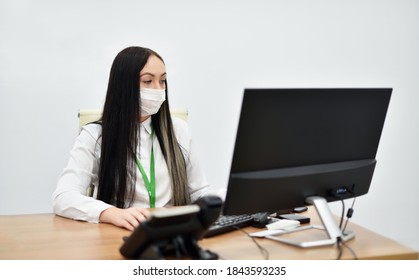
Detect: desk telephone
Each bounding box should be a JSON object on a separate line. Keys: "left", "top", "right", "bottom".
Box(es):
{"left": 119, "top": 195, "right": 222, "bottom": 260}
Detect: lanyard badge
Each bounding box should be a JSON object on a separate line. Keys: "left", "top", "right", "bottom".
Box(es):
{"left": 135, "top": 128, "right": 156, "bottom": 208}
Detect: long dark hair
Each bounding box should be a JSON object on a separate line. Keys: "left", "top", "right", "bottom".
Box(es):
{"left": 97, "top": 46, "right": 190, "bottom": 208}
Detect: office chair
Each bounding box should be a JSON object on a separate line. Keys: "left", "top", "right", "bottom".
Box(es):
{"left": 78, "top": 107, "right": 189, "bottom": 196}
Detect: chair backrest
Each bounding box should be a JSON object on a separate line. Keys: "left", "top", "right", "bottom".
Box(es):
{"left": 78, "top": 108, "right": 188, "bottom": 129}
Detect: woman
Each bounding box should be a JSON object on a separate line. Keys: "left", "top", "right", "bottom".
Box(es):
{"left": 52, "top": 46, "right": 222, "bottom": 231}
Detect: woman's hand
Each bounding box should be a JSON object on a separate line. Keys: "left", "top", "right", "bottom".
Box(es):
{"left": 99, "top": 207, "right": 151, "bottom": 231}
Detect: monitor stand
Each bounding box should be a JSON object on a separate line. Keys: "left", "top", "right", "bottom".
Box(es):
{"left": 266, "top": 196, "right": 355, "bottom": 248}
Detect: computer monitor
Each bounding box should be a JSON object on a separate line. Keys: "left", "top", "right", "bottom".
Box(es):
{"left": 222, "top": 88, "right": 392, "bottom": 247}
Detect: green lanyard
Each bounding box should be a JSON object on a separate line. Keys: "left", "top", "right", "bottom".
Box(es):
{"left": 134, "top": 128, "right": 156, "bottom": 208}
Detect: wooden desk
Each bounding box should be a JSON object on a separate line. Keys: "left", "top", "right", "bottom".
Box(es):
{"left": 0, "top": 207, "right": 417, "bottom": 260}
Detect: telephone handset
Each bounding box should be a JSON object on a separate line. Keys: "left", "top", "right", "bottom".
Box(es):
{"left": 119, "top": 195, "right": 222, "bottom": 260}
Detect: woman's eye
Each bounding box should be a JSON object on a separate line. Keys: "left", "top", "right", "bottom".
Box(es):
{"left": 160, "top": 79, "right": 166, "bottom": 84}
{"left": 143, "top": 80, "right": 152, "bottom": 84}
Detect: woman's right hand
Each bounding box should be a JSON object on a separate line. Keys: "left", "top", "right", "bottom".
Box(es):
{"left": 99, "top": 207, "right": 151, "bottom": 231}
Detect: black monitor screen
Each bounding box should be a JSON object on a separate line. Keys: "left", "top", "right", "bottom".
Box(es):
{"left": 223, "top": 88, "right": 392, "bottom": 216}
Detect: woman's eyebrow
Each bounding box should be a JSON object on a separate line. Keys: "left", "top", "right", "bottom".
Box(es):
{"left": 140, "top": 72, "right": 154, "bottom": 77}
{"left": 140, "top": 72, "right": 167, "bottom": 77}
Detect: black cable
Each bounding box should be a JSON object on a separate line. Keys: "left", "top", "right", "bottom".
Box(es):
{"left": 339, "top": 198, "right": 345, "bottom": 230}
{"left": 336, "top": 236, "right": 358, "bottom": 260}
{"left": 342, "top": 196, "right": 358, "bottom": 259}
{"left": 342, "top": 197, "right": 356, "bottom": 234}
{"left": 233, "top": 226, "right": 270, "bottom": 260}
{"left": 336, "top": 194, "right": 358, "bottom": 260}
{"left": 342, "top": 241, "right": 358, "bottom": 260}
{"left": 335, "top": 196, "right": 346, "bottom": 259}
{"left": 336, "top": 237, "right": 344, "bottom": 260}
{"left": 171, "top": 236, "right": 183, "bottom": 258}
{"left": 330, "top": 191, "right": 346, "bottom": 230}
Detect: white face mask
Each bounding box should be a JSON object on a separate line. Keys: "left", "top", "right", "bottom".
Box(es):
{"left": 140, "top": 88, "right": 166, "bottom": 116}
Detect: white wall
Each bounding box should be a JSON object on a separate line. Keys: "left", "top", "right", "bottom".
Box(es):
{"left": 1, "top": 0, "right": 418, "bottom": 252}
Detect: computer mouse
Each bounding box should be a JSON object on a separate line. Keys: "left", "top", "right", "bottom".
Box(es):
{"left": 252, "top": 212, "right": 272, "bottom": 228}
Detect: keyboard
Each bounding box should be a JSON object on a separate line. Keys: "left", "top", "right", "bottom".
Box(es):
{"left": 203, "top": 214, "right": 254, "bottom": 238}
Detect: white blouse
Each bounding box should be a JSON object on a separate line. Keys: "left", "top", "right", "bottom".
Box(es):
{"left": 52, "top": 117, "right": 225, "bottom": 223}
